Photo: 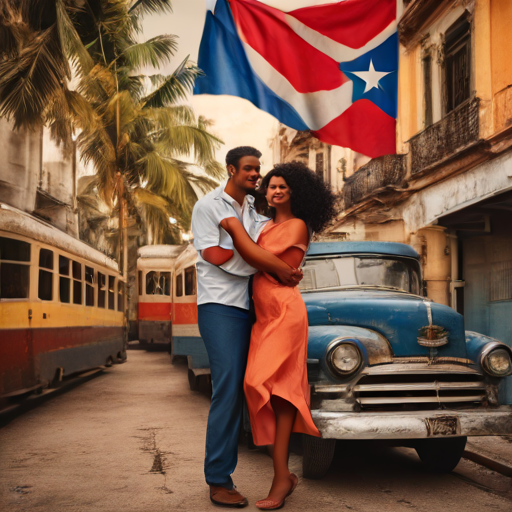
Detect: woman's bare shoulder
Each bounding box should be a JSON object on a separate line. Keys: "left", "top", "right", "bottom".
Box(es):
{"left": 286, "top": 218, "right": 309, "bottom": 243}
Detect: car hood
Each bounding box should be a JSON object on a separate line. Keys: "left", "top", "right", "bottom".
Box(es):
{"left": 302, "top": 289, "right": 467, "bottom": 358}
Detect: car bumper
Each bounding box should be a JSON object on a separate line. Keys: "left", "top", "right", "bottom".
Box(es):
{"left": 312, "top": 406, "right": 512, "bottom": 440}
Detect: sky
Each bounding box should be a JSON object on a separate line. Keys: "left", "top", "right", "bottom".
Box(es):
{"left": 142, "top": 0, "right": 281, "bottom": 174}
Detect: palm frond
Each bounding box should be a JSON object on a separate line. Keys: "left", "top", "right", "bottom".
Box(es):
{"left": 0, "top": 2, "right": 28, "bottom": 57}
{"left": 129, "top": 0, "right": 173, "bottom": 16}
{"left": 141, "top": 57, "right": 203, "bottom": 108}
{"left": 0, "top": 25, "right": 67, "bottom": 128}
{"left": 156, "top": 124, "right": 223, "bottom": 167}
{"left": 55, "top": 0, "right": 94, "bottom": 76}
{"left": 122, "top": 34, "right": 178, "bottom": 69}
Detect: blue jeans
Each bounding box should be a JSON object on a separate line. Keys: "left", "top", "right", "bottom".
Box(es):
{"left": 198, "top": 303, "right": 252, "bottom": 489}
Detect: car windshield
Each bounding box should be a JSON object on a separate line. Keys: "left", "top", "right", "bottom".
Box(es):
{"left": 299, "top": 256, "right": 421, "bottom": 295}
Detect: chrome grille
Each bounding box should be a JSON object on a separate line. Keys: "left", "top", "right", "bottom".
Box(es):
{"left": 354, "top": 364, "right": 486, "bottom": 411}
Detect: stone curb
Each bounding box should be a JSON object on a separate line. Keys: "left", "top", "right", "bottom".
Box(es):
{"left": 463, "top": 449, "right": 512, "bottom": 478}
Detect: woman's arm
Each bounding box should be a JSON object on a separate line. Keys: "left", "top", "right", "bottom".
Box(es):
{"left": 219, "top": 217, "right": 302, "bottom": 286}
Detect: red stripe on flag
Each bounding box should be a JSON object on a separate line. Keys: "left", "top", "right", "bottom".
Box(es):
{"left": 312, "top": 100, "right": 396, "bottom": 158}
{"left": 289, "top": 0, "right": 396, "bottom": 49}
{"left": 229, "top": 0, "right": 347, "bottom": 93}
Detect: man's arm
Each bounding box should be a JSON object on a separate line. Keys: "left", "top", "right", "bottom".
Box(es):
{"left": 201, "top": 246, "right": 234, "bottom": 266}
{"left": 220, "top": 217, "right": 302, "bottom": 286}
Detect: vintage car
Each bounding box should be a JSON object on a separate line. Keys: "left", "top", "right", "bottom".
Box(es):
{"left": 300, "top": 241, "right": 512, "bottom": 478}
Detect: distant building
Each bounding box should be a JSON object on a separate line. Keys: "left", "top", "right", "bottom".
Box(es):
{"left": 0, "top": 119, "right": 78, "bottom": 236}
{"left": 269, "top": 124, "right": 370, "bottom": 196}
{"left": 327, "top": 0, "right": 512, "bottom": 352}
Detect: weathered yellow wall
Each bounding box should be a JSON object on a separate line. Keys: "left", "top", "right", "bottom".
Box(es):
{"left": 490, "top": 0, "right": 512, "bottom": 132}
{"left": 398, "top": 45, "right": 419, "bottom": 146}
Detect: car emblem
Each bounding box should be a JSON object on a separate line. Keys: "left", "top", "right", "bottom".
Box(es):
{"left": 417, "top": 301, "right": 449, "bottom": 347}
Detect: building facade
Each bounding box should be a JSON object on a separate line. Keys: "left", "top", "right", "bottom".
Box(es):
{"left": 269, "top": 124, "right": 371, "bottom": 196}
{"left": 0, "top": 119, "right": 78, "bottom": 236}
{"left": 327, "top": 0, "right": 512, "bottom": 355}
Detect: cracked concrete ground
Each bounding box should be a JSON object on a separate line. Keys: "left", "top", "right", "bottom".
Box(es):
{"left": 1, "top": 351, "right": 511, "bottom": 512}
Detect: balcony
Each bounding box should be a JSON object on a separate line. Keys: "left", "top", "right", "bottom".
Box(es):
{"left": 343, "top": 154, "right": 406, "bottom": 209}
{"left": 410, "top": 98, "right": 480, "bottom": 175}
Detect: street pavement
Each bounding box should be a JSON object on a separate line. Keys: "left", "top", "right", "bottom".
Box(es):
{"left": 1, "top": 351, "right": 511, "bottom": 512}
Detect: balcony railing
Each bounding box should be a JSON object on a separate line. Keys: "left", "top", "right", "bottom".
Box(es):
{"left": 410, "top": 98, "right": 480, "bottom": 175}
{"left": 344, "top": 154, "right": 406, "bottom": 209}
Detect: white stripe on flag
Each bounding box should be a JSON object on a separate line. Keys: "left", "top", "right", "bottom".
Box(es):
{"left": 285, "top": 16, "right": 398, "bottom": 63}
{"left": 242, "top": 41, "right": 353, "bottom": 130}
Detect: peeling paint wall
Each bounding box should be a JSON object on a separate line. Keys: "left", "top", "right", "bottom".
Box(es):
{"left": 0, "top": 119, "right": 41, "bottom": 214}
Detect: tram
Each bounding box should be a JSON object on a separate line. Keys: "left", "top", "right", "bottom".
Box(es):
{"left": 0, "top": 203, "right": 127, "bottom": 399}
{"left": 137, "top": 243, "right": 208, "bottom": 388}
{"left": 137, "top": 244, "right": 186, "bottom": 348}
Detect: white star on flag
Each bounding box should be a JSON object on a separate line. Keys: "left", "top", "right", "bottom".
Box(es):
{"left": 351, "top": 59, "right": 392, "bottom": 94}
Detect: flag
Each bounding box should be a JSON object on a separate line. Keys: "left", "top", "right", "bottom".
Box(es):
{"left": 194, "top": 0, "right": 398, "bottom": 158}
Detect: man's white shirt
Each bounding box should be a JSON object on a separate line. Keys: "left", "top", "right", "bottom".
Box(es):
{"left": 191, "top": 182, "right": 269, "bottom": 310}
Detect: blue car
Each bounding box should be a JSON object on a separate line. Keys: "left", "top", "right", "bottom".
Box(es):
{"left": 300, "top": 241, "right": 512, "bottom": 477}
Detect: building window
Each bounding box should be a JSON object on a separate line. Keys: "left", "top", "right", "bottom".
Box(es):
{"left": 176, "top": 272, "right": 183, "bottom": 297}
{"left": 185, "top": 267, "right": 196, "bottom": 296}
{"left": 108, "top": 275, "right": 115, "bottom": 310}
{"left": 423, "top": 54, "right": 433, "bottom": 127}
{"left": 98, "top": 272, "right": 106, "bottom": 308}
{"left": 59, "top": 255, "right": 71, "bottom": 303}
{"left": 85, "top": 266, "right": 95, "bottom": 306}
{"left": 445, "top": 17, "right": 471, "bottom": 113}
{"left": 0, "top": 237, "right": 30, "bottom": 299}
{"left": 72, "top": 261, "right": 82, "bottom": 305}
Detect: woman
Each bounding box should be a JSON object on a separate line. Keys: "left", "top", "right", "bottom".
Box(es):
{"left": 220, "top": 161, "right": 337, "bottom": 509}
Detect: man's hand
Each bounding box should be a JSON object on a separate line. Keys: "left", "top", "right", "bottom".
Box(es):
{"left": 275, "top": 267, "right": 303, "bottom": 287}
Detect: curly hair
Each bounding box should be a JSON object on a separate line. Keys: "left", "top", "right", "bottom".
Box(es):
{"left": 259, "top": 161, "right": 337, "bottom": 233}
{"left": 225, "top": 146, "right": 262, "bottom": 170}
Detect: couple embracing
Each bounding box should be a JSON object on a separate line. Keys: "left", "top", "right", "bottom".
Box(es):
{"left": 191, "top": 146, "right": 336, "bottom": 509}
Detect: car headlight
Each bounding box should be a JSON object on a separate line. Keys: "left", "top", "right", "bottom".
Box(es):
{"left": 328, "top": 342, "right": 362, "bottom": 377}
{"left": 482, "top": 347, "right": 512, "bottom": 377}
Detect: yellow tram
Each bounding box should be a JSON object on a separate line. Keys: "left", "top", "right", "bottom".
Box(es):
{"left": 0, "top": 203, "right": 126, "bottom": 398}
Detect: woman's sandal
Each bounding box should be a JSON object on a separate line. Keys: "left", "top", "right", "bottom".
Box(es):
{"left": 255, "top": 473, "right": 298, "bottom": 510}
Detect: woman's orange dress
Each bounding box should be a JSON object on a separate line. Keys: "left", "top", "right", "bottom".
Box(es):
{"left": 244, "top": 219, "right": 321, "bottom": 446}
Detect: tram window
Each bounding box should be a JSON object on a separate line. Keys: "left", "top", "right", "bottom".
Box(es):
{"left": 176, "top": 272, "right": 183, "bottom": 297}
{"left": 0, "top": 236, "right": 30, "bottom": 262}
{"left": 0, "top": 237, "right": 30, "bottom": 299}
{"left": 185, "top": 267, "right": 196, "bottom": 296}
{"left": 38, "top": 249, "right": 53, "bottom": 301}
{"left": 163, "top": 272, "right": 171, "bottom": 296}
{"left": 59, "top": 256, "right": 70, "bottom": 303}
{"left": 39, "top": 248, "right": 53, "bottom": 269}
{"left": 138, "top": 271, "right": 142, "bottom": 296}
{"left": 98, "top": 272, "right": 106, "bottom": 308}
{"left": 85, "top": 266, "right": 95, "bottom": 306}
{"left": 118, "top": 282, "right": 124, "bottom": 312}
{"left": 1, "top": 263, "right": 30, "bottom": 299}
{"left": 108, "top": 276, "right": 115, "bottom": 310}
{"left": 145, "top": 271, "right": 171, "bottom": 296}
{"left": 72, "top": 261, "right": 82, "bottom": 305}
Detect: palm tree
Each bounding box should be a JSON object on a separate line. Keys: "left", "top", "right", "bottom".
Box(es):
{"left": 0, "top": 0, "right": 224, "bottom": 271}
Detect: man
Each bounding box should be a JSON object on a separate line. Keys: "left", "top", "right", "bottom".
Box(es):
{"left": 191, "top": 146, "right": 300, "bottom": 508}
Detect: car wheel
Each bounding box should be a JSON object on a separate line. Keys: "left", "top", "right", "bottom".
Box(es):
{"left": 415, "top": 436, "right": 467, "bottom": 473}
{"left": 302, "top": 435, "right": 336, "bottom": 479}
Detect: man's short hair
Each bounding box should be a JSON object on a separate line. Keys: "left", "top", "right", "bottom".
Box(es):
{"left": 225, "top": 146, "right": 262, "bottom": 170}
